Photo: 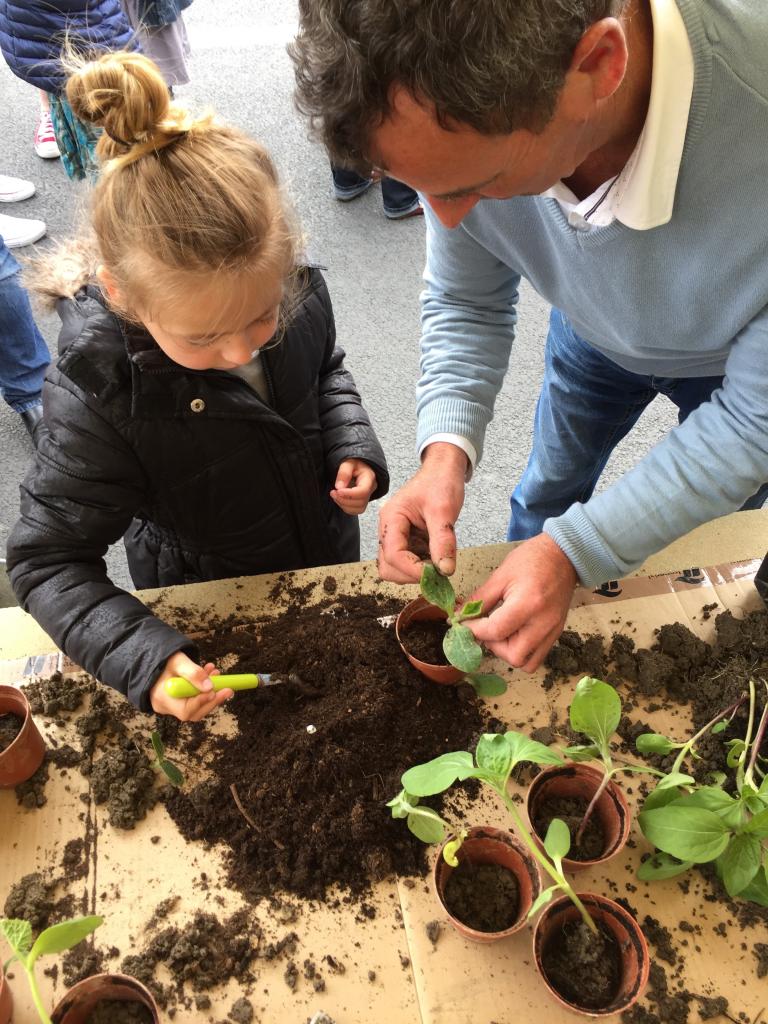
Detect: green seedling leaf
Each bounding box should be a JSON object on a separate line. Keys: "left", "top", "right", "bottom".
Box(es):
{"left": 0, "top": 919, "right": 33, "bottom": 959}
{"left": 476, "top": 734, "right": 513, "bottom": 777}
{"left": 443, "top": 623, "right": 483, "bottom": 674}
{"left": 528, "top": 886, "right": 558, "bottom": 919}
{"left": 569, "top": 677, "right": 621, "bottom": 752}
{"left": 719, "top": 834, "right": 762, "bottom": 897}
{"left": 674, "top": 787, "right": 744, "bottom": 830}
{"left": 442, "top": 831, "right": 467, "bottom": 867}
{"left": 420, "top": 563, "right": 455, "bottom": 618}
{"left": 739, "top": 862, "right": 768, "bottom": 907}
{"left": 505, "top": 732, "right": 564, "bottom": 769}
{"left": 401, "top": 752, "right": 475, "bottom": 797}
{"left": 465, "top": 672, "right": 507, "bottom": 697}
{"left": 711, "top": 720, "right": 729, "bottom": 734}
{"left": 637, "top": 853, "right": 694, "bottom": 881}
{"left": 726, "top": 739, "right": 747, "bottom": 769}
{"left": 407, "top": 807, "right": 446, "bottom": 845}
{"left": 544, "top": 818, "right": 571, "bottom": 862}
{"left": 386, "top": 790, "right": 413, "bottom": 819}
{"left": 639, "top": 805, "right": 731, "bottom": 863}
{"left": 636, "top": 733, "right": 679, "bottom": 755}
{"left": 159, "top": 758, "right": 184, "bottom": 788}
{"left": 563, "top": 744, "right": 601, "bottom": 762}
{"left": 28, "top": 916, "right": 103, "bottom": 963}
{"left": 745, "top": 806, "right": 768, "bottom": 837}
{"left": 150, "top": 730, "right": 165, "bottom": 760}
{"left": 655, "top": 772, "right": 696, "bottom": 791}
{"left": 458, "top": 600, "right": 483, "bottom": 621}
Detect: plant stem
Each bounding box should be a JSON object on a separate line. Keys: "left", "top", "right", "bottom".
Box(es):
{"left": 575, "top": 762, "right": 611, "bottom": 847}
{"left": 746, "top": 681, "right": 768, "bottom": 788}
{"left": 737, "top": 680, "right": 757, "bottom": 791}
{"left": 25, "top": 962, "right": 53, "bottom": 1024}
{"left": 495, "top": 787, "right": 597, "bottom": 934}
{"left": 670, "top": 696, "right": 746, "bottom": 776}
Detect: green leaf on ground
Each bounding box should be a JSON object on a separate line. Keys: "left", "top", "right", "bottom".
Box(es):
{"left": 465, "top": 673, "right": 508, "bottom": 697}
{"left": 639, "top": 805, "right": 731, "bottom": 862}
{"left": 407, "top": 807, "right": 446, "bottom": 845}
{"left": 637, "top": 852, "right": 694, "bottom": 881}
{"left": 401, "top": 752, "right": 476, "bottom": 797}
{"left": 719, "top": 834, "right": 762, "bottom": 897}
{"left": 28, "top": 917, "right": 103, "bottom": 963}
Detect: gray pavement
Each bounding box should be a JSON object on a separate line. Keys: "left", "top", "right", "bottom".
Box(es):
{"left": 0, "top": 0, "right": 677, "bottom": 604}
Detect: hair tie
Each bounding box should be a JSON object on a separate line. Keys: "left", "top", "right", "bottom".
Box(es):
{"left": 104, "top": 128, "right": 132, "bottom": 147}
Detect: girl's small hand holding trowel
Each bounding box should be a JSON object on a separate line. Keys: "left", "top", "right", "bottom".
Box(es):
{"left": 150, "top": 651, "right": 233, "bottom": 722}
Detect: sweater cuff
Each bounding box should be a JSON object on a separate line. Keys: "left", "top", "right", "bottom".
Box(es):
{"left": 544, "top": 504, "right": 633, "bottom": 587}
{"left": 416, "top": 399, "right": 490, "bottom": 465}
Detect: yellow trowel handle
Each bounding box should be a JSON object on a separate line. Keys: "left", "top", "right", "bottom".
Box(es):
{"left": 164, "top": 673, "right": 263, "bottom": 699}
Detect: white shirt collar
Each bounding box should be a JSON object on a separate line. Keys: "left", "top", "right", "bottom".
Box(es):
{"left": 543, "top": 0, "right": 694, "bottom": 231}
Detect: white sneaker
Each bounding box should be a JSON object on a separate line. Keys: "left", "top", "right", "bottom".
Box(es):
{"left": 34, "top": 110, "right": 60, "bottom": 159}
{"left": 0, "top": 175, "right": 36, "bottom": 203}
{"left": 0, "top": 212, "right": 47, "bottom": 248}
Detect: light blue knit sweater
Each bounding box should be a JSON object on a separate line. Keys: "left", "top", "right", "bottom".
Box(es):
{"left": 418, "top": 0, "right": 768, "bottom": 586}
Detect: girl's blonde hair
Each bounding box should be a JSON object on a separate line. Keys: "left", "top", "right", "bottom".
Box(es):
{"left": 48, "top": 50, "right": 300, "bottom": 326}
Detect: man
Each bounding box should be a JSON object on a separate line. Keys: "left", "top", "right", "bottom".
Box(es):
{"left": 290, "top": 0, "right": 768, "bottom": 670}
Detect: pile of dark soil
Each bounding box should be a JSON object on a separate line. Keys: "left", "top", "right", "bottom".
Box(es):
{"left": 443, "top": 862, "right": 519, "bottom": 932}
{"left": 164, "top": 590, "right": 492, "bottom": 901}
{"left": 0, "top": 712, "right": 21, "bottom": 751}
{"left": 3, "top": 872, "right": 54, "bottom": 930}
{"left": 530, "top": 795, "right": 605, "bottom": 862}
{"left": 541, "top": 919, "right": 621, "bottom": 1011}
{"left": 90, "top": 739, "right": 158, "bottom": 829}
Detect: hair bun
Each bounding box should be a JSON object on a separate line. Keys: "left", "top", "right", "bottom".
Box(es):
{"left": 65, "top": 50, "right": 191, "bottom": 166}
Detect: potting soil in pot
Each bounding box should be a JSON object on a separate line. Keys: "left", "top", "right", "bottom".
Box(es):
{"left": 443, "top": 862, "right": 519, "bottom": 932}
{"left": 85, "top": 1000, "right": 153, "bottom": 1024}
{"left": 0, "top": 711, "right": 22, "bottom": 751}
{"left": 531, "top": 795, "right": 605, "bottom": 862}
{"left": 163, "top": 590, "right": 492, "bottom": 901}
{"left": 541, "top": 919, "right": 621, "bottom": 1010}
{"left": 401, "top": 619, "right": 451, "bottom": 665}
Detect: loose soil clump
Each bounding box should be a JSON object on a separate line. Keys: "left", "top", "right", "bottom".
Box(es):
{"left": 90, "top": 739, "right": 158, "bottom": 829}
{"left": 530, "top": 795, "right": 605, "bottom": 862}
{"left": 541, "top": 919, "right": 621, "bottom": 1011}
{"left": 3, "top": 872, "right": 53, "bottom": 930}
{"left": 443, "top": 862, "right": 519, "bottom": 932}
{"left": 164, "top": 592, "right": 490, "bottom": 901}
{"left": 0, "top": 712, "right": 22, "bottom": 751}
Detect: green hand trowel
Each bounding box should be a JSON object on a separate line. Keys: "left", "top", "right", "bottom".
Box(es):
{"left": 165, "top": 673, "right": 282, "bottom": 699}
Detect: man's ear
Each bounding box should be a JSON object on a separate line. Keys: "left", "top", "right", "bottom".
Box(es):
{"left": 568, "top": 18, "right": 629, "bottom": 105}
{"left": 96, "top": 264, "right": 122, "bottom": 304}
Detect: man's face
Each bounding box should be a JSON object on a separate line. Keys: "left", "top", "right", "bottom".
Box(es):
{"left": 370, "top": 85, "right": 602, "bottom": 229}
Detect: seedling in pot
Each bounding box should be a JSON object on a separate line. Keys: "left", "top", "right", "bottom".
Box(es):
{"left": 387, "top": 731, "right": 599, "bottom": 932}
{"left": 637, "top": 678, "right": 768, "bottom": 904}
{"left": 562, "top": 677, "right": 661, "bottom": 846}
{"left": 418, "top": 563, "right": 507, "bottom": 696}
{"left": 150, "top": 730, "right": 184, "bottom": 788}
{"left": 1, "top": 915, "right": 103, "bottom": 1024}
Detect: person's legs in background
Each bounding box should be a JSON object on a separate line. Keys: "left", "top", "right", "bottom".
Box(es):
{"left": 331, "top": 164, "right": 376, "bottom": 202}
{"left": 0, "top": 174, "right": 46, "bottom": 249}
{"left": 0, "top": 237, "right": 50, "bottom": 446}
{"left": 380, "top": 176, "right": 422, "bottom": 220}
{"left": 34, "top": 90, "right": 60, "bottom": 160}
{"left": 508, "top": 309, "right": 658, "bottom": 541}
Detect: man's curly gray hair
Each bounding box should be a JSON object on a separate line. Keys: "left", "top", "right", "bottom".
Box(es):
{"left": 289, "top": 0, "right": 625, "bottom": 172}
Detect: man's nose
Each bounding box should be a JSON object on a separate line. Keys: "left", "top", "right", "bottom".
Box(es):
{"left": 426, "top": 195, "right": 480, "bottom": 228}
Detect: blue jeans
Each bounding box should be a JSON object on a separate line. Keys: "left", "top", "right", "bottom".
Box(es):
{"left": 0, "top": 238, "right": 50, "bottom": 413}
{"left": 331, "top": 165, "right": 420, "bottom": 218}
{"left": 508, "top": 308, "right": 768, "bottom": 540}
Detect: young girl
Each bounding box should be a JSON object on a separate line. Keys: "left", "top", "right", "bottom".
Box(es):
{"left": 7, "top": 51, "right": 389, "bottom": 723}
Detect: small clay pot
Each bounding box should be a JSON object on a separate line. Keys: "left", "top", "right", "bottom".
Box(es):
{"left": 0, "top": 684, "right": 45, "bottom": 788}
{"left": 0, "top": 961, "right": 13, "bottom": 1024}
{"left": 526, "top": 763, "right": 630, "bottom": 872}
{"left": 433, "top": 825, "right": 541, "bottom": 942}
{"left": 51, "top": 974, "right": 159, "bottom": 1024}
{"left": 395, "top": 596, "right": 463, "bottom": 684}
{"left": 533, "top": 893, "right": 649, "bottom": 1017}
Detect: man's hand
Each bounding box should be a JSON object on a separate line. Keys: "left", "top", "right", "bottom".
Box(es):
{"left": 466, "top": 534, "right": 577, "bottom": 671}
{"left": 377, "top": 442, "right": 467, "bottom": 583}
{"left": 330, "top": 459, "right": 377, "bottom": 515}
{"left": 149, "top": 650, "right": 233, "bottom": 722}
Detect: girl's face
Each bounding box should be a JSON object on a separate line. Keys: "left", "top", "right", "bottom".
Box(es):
{"left": 132, "top": 269, "right": 285, "bottom": 371}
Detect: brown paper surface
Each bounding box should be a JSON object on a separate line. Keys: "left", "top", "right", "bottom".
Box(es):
{"left": 2, "top": 509, "right": 767, "bottom": 1022}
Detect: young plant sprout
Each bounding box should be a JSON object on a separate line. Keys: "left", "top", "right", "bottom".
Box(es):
{"left": 387, "top": 731, "right": 598, "bottom": 932}
{"left": 563, "top": 677, "right": 661, "bottom": 845}
{"left": 1, "top": 915, "right": 103, "bottom": 1024}
{"left": 150, "top": 730, "right": 184, "bottom": 787}
{"left": 637, "top": 679, "right": 768, "bottom": 904}
{"left": 418, "top": 563, "right": 507, "bottom": 696}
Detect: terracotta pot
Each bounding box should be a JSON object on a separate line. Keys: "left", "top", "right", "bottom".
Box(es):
{"left": 526, "top": 763, "right": 630, "bottom": 872}
{"left": 0, "top": 684, "right": 45, "bottom": 788}
{"left": 395, "top": 596, "right": 463, "bottom": 684}
{"left": 433, "top": 825, "right": 541, "bottom": 942}
{"left": 0, "top": 962, "right": 13, "bottom": 1024}
{"left": 51, "top": 973, "right": 159, "bottom": 1024}
{"left": 533, "top": 893, "right": 649, "bottom": 1017}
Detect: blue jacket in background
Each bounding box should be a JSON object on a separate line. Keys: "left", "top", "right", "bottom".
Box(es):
{"left": 0, "top": 0, "right": 136, "bottom": 93}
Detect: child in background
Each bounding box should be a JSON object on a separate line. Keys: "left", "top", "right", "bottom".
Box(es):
{"left": 7, "top": 51, "right": 389, "bottom": 723}
{"left": 121, "top": 0, "right": 193, "bottom": 90}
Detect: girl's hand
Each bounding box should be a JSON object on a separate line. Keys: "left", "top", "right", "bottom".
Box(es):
{"left": 330, "top": 459, "right": 377, "bottom": 515}
{"left": 149, "top": 650, "right": 233, "bottom": 722}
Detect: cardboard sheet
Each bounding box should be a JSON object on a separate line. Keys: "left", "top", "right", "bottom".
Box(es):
{"left": 2, "top": 509, "right": 768, "bottom": 1022}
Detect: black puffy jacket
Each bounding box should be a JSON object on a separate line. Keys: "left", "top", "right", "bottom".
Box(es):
{"left": 7, "top": 268, "right": 389, "bottom": 709}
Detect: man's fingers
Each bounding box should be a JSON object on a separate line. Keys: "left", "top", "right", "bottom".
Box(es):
{"left": 467, "top": 597, "right": 525, "bottom": 644}
{"left": 424, "top": 514, "right": 457, "bottom": 576}
{"left": 379, "top": 508, "right": 426, "bottom": 582}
